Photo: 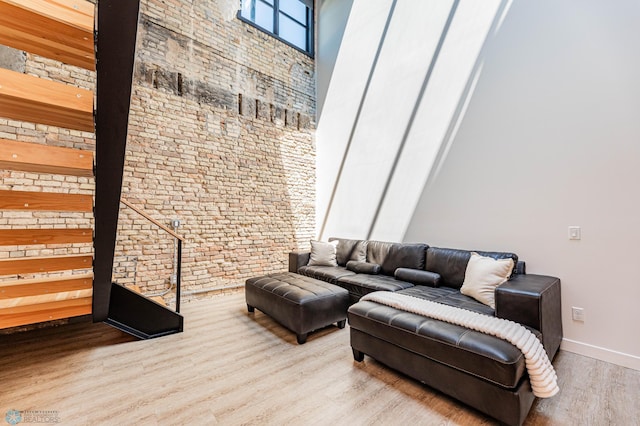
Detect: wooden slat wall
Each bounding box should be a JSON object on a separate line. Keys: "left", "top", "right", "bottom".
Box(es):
{"left": 0, "top": 139, "right": 93, "bottom": 177}
{"left": 0, "top": 190, "right": 93, "bottom": 211}
{"left": 0, "top": 68, "right": 94, "bottom": 132}
{"left": 0, "top": 0, "right": 95, "bottom": 70}
{"left": 0, "top": 0, "right": 96, "bottom": 329}
{"left": 0, "top": 228, "right": 92, "bottom": 245}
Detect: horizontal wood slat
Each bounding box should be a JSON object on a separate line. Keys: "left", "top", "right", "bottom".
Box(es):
{"left": 126, "top": 285, "right": 166, "bottom": 306}
{"left": 150, "top": 296, "right": 167, "bottom": 306}
{"left": 0, "top": 296, "right": 91, "bottom": 328}
{"left": 0, "top": 254, "right": 92, "bottom": 275}
{"left": 0, "top": 68, "right": 94, "bottom": 132}
{"left": 128, "top": 284, "right": 142, "bottom": 294}
{"left": 0, "top": 190, "right": 93, "bottom": 212}
{"left": 0, "top": 273, "right": 92, "bottom": 296}
{"left": 0, "top": 228, "right": 92, "bottom": 245}
{"left": 0, "top": 139, "right": 93, "bottom": 176}
{"left": 0, "top": 288, "right": 92, "bottom": 308}
{"left": 0, "top": 0, "right": 94, "bottom": 70}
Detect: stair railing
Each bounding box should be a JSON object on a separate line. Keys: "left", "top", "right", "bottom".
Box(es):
{"left": 119, "top": 198, "right": 184, "bottom": 313}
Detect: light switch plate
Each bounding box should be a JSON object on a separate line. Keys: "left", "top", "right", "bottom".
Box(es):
{"left": 568, "top": 226, "right": 581, "bottom": 240}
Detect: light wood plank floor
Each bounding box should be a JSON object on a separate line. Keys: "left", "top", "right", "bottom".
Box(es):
{"left": 1, "top": 290, "right": 638, "bottom": 425}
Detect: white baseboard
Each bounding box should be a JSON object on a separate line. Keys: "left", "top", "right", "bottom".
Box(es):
{"left": 561, "top": 338, "right": 640, "bottom": 371}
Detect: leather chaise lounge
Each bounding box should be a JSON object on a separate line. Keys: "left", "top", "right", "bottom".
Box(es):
{"left": 289, "top": 238, "right": 562, "bottom": 426}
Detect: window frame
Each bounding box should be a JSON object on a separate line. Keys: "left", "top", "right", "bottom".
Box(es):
{"left": 237, "top": 0, "right": 314, "bottom": 57}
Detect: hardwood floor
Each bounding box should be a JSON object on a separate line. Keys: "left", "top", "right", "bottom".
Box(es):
{"left": 1, "top": 290, "right": 638, "bottom": 425}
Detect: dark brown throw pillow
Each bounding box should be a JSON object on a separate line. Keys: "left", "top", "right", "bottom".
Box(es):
{"left": 394, "top": 268, "right": 441, "bottom": 287}
{"left": 346, "top": 260, "right": 381, "bottom": 275}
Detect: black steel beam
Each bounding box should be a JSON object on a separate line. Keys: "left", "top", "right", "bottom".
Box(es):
{"left": 93, "top": 0, "right": 141, "bottom": 321}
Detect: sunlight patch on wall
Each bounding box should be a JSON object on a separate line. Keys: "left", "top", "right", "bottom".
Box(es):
{"left": 316, "top": 0, "right": 511, "bottom": 242}
{"left": 315, "top": 0, "right": 395, "bottom": 239}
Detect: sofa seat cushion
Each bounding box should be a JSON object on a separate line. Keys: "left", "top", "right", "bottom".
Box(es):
{"left": 298, "top": 265, "right": 355, "bottom": 284}
{"left": 336, "top": 274, "right": 414, "bottom": 300}
{"left": 398, "top": 285, "right": 495, "bottom": 316}
{"left": 348, "top": 297, "right": 528, "bottom": 389}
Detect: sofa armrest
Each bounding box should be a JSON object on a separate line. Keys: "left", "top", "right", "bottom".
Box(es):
{"left": 495, "top": 274, "right": 562, "bottom": 360}
{"left": 289, "top": 251, "right": 310, "bottom": 273}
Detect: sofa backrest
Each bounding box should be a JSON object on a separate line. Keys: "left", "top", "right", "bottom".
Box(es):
{"left": 367, "top": 241, "right": 428, "bottom": 276}
{"left": 365, "top": 240, "right": 392, "bottom": 266}
{"left": 425, "top": 247, "right": 518, "bottom": 289}
{"left": 325, "top": 238, "right": 519, "bottom": 283}
{"left": 329, "top": 238, "right": 367, "bottom": 266}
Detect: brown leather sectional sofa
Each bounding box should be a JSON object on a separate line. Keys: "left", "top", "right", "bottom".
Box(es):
{"left": 289, "top": 238, "right": 562, "bottom": 426}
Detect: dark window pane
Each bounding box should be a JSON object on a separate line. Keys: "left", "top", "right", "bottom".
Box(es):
{"left": 254, "top": 2, "right": 274, "bottom": 32}
{"left": 279, "top": 13, "right": 306, "bottom": 50}
{"left": 239, "top": 0, "right": 312, "bottom": 53}
{"left": 279, "top": 0, "right": 306, "bottom": 24}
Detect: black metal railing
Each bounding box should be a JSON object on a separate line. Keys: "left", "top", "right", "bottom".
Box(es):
{"left": 120, "top": 198, "right": 184, "bottom": 313}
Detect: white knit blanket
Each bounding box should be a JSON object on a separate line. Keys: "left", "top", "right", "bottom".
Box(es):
{"left": 361, "top": 292, "right": 559, "bottom": 398}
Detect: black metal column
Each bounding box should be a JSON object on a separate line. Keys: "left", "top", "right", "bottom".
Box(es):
{"left": 93, "top": 0, "right": 141, "bottom": 321}
{"left": 176, "top": 240, "right": 182, "bottom": 313}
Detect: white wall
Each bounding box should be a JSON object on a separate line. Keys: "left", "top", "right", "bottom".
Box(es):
{"left": 317, "top": 0, "right": 640, "bottom": 369}
{"left": 316, "top": 0, "right": 354, "bottom": 117}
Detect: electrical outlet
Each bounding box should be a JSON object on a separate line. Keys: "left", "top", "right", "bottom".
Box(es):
{"left": 572, "top": 307, "right": 585, "bottom": 322}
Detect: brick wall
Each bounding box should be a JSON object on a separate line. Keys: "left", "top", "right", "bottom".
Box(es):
{"left": 0, "top": 0, "right": 316, "bottom": 300}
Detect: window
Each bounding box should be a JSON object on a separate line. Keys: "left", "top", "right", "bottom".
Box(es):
{"left": 239, "top": 0, "right": 314, "bottom": 55}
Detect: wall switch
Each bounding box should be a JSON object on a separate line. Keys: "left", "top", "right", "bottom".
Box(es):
{"left": 171, "top": 219, "right": 181, "bottom": 228}
{"left": 572, "top": 307, "right": 585, "bottom": 322}
{"left": 568, "top": 226, "right": 581, "bottom": 240}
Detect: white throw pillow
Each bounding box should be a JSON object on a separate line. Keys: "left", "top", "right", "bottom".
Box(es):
{"left": 460, "top": 252, "right": 514, "bottom": 309}
{"left": 308, "top": 240, "right": 339, "bottom": 267}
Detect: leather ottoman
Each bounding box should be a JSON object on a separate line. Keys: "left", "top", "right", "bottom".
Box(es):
{"left": 245, "top": 272, "right": 350, "bottom": 344}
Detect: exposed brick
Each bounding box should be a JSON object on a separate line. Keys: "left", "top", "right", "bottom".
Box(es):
{"left": 1, "top": 0, "right": 316, "bottom": 298}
